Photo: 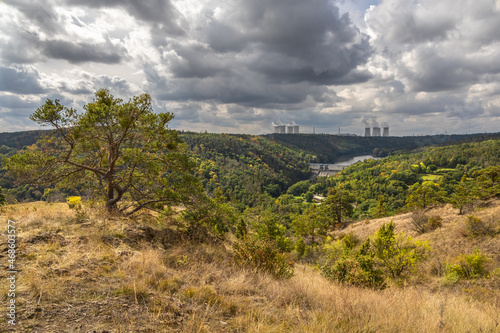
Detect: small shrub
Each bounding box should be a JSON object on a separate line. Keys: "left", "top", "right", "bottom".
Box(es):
{"left": 342, "top": 232, "right": 359, "bottom": 250}
{"left": 410, "top": 211, "right": 429, "bottom": 234}
{"left": 321, "top": 239, "right": 385, "bottom": 289}
{"left": 445, "top": 250, "right": 490, "bottom": 281}
{"left": 373, "top": 221, "right": 431, "bottom": 278}
{"left": 410, "top": 211, "right": 442, "bottom": 234}
{"left": 295, "top": 238, "right": 306, "bottom": 258}
{"left": 427, "top": 216, "right": 443, "bottom": 230}
{"left": 66, "top": 196, "right": 82, "bottom": 209}
{"left": 233, "top": 237, "right": 294, "bottom": 279}
{"left": 463, "top": 216, "right": 495, "bottom": 237}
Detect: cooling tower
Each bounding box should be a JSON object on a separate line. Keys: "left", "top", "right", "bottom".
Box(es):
{"left": 364, "top": 127, "right": 371, "bottom": 137}
{"left": 372, "top": 127, "right": 381, "bottom": 136}
{"left": 383, "top": 127, "right": 389, "bottom": 137}
{"left": 273, "top": 125, "right": 286, "bottom": 133}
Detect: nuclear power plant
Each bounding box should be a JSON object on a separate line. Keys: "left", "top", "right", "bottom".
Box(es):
{"left": 273, "top": 121, "right": 299, "bottom": 134}
{"left": 363, "top": 119, "right": 389, "bottom": 137}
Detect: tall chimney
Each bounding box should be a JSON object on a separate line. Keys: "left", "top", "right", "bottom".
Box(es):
{"left": 372, "top": 127, "right": 381, "bottom": 136}
{"left": 383, "top": 127, "right": 389, "bottom": 137}
{"left": 364, "top": 127, "right": 371, "bottom": 137}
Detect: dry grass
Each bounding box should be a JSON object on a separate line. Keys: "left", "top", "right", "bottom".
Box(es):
{"left": 0, "top": 201, "right": 499, "bottom": 332}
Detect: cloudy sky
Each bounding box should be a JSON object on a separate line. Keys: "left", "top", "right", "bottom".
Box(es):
{"left": 0, "top": 0, "right": 499, "bottom": 136}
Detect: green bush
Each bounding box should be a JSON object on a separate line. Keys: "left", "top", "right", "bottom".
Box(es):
{"left": 321, "top": 239, "right": 385, "bottom": 289}
{"left": 0, "top": 186, "right": 5, "bottom": 206}
{"left": 295, "top": 238, "right": 306, "bottom": 258}
{"left": 445, "top": 250, "right": 490, "bottom": 281}
{"left": 233, "top": 237, "right": 294, "bottom": 279}
{"left": 342, "top": 232, "right": 359, "bottom": 250}
{"left": 373, "top": 221, "right": 431, "bottom": 278}
{"left": 180, "top": 199, "right": 235, "bottom": 243}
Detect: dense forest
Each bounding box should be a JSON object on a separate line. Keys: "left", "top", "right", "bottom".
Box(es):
{"left": 267, "top": 132, "right": 500, "bottom": 162}
{"left": 1, "top": 129, "right": 500, "bottom": 206}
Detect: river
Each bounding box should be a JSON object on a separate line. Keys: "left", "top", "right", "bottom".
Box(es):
{"left": 310, "top": 155, "right": 377, "bottom": 170}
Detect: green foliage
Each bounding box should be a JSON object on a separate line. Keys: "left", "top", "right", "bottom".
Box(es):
{"left": 66, "top": 196, "right": 82, "bottom": 209}
{"left": 445, "top": 250, "right": 490, "bottom": 282}
{"left": 322, "top": 186, "right": 355, "bottom": 227}
{"left": 235, "top": 218, "right": 248, "bottom": 239}
{"left": 180, "top": 198, "right": 236, "bottom": 243}
{"left": 291, "top": 204, "right": 329, "bottom": 244}
{"left": 183, "top": 133, "right": 312, "bottom": 207}
{"left": 321, "top": 222, "right": 431, "bottom": 287}
{"left": 287, "top": 180, "right": 311, "bottom": 196}
{"left": 473, "top": 166, "right": 500, "bottom": 198}
{"left": 373, "top": 221, "right": 430, "bottom": 278}
{"left": 448, "top": 175, "right": 474, "bottom": 214}
{"left": 233, "top": 237, "right": 294, "bottom": 279}
{"left": 308, "top": 138, "right": 500, "bottom": 219}
{"left": 342, "top": 232, "right": 359, "bottom": 250}
{"left": 0, "top": 186, "right": 5, "bottom": 206}
{"left": 406, "top": 181, "right": 446, "bottom": 209}
{"left": 372, "top": 195, "right": 389, "bottom": 218}
{"left": 295, "top": 238, "right": 306, "bottom": 258}
{"left": 254, "top": 213, "right": 293, "bottom": 253}
{"left": 4, "top": 89, "right": 200, "bottom": 215}
{"left": 321, "top": 239, "right": 385, "bottom": 289}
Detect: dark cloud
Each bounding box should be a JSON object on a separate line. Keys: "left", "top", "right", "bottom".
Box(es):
{"left": 0, "top": 66, "right": 46, "bottom": 94}
{"left": 406, "top": 48, "right": 476, "bottom": 92}
{"left": 64, "top": 0, "right": 186, "bottom": 36}
{"left": 41, "top": 39, "right": 124, "bottom": 64}
{"left": 58, "top": 74, "right": 131, "bottom": 96}
{"left": 201, "top": 0, "right": 372, "bottom": 84}
{"left": 0, "top": 94, "right": 40, "bottom": 109}
{"left": 168, "top": 43, "right": 230, "bottom": 79}
{"left": 0, "top": 27, "right": 41, "bottom": 64}
{"left": 1, "top": 0, "right": 499, "bottom": 135}
{"left": 205, "top": 22, "right": 247, "bottom": 53}
{"left": 149, "top": 0, "right": 373, "bottom": 113}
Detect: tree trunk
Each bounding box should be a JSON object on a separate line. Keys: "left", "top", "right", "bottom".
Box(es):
{"left": 106, "top": 200, "right": 119, "bottom": 213}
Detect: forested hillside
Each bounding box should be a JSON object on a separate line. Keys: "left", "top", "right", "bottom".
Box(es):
{"left": 1, "top": 130, "right": 500, "bottom": 207}
{"left": 266, "top": 132, "right": 500, "bottom": 162}
{"left": 0, "top": 131, "right": 314, "bottom": 205}
{"left": 180, "top": 133, "right": 313, "bottom": 207}
{"left": 309, "top": 139, "right": 500, "bottom": 219}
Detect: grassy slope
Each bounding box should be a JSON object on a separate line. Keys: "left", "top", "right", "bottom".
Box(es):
{"left": 0, "top": 202, "right": 499, "bottom": 332}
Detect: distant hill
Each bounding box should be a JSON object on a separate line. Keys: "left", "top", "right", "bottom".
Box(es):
{"left": 2, "top": 130, "right": 499, "bottom": 163}
{"left": 0, "top": 130, "right": 50, "bottom": 149}
{"left": 264, "top": 132, "right": 500, "bottom": 163}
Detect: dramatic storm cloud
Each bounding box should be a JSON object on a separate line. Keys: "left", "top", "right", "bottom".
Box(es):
{"left": 0, "top": 0, "right": 499, "bottom": 135}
